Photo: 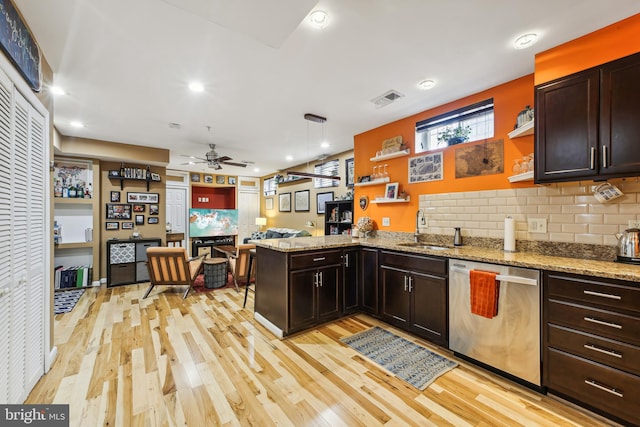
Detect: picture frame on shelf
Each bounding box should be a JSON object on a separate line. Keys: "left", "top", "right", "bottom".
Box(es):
{"left": 385, "top": 182, "right": 399, "bottom": 199}
{"left": 106, "top": 203, "right": 132, "bottom": 220}
{"left": 204, "top": 174, "right": 213, "bottom": 183}
{"left": 108, "top": 170, "right": 121, "bottom": 178}
{"left": 149, "top": 204, "right": 159, "bottom": 215}
{"left": 279, "top": 192, "right": 291, "bottom": 212}
{"left": 105, "top": 222, "right": 119, "bottom": 231}
{"left": 294, "top": 190, "right": 310, "bottom": 212}
{"left": 133, "top": 204, "right": 145, "bottom": 213}
{"left": 316, "top": 191, "right": 334, "bottom": 214}
{"left": 150, "top": 173, "right": 161, "bottom": 182}
{"left": 345, "top": 158, "right": 355, "bottom": 188}
{"left": 135, "top": 215, "right": 144, "bottom": 225}
{"left": 265, "top": 197, "right": 274, "bottom": 210}
{"left": 127, "top": 192, "right": 159, "bottom": 204}
{"left": 110, "top": 191, "right": 120, "bottom": 202}
{"left": 216, "top": 175, "right": 225, "bottom": 184}
{"left": 122, "top": 222, "right": 134, "bottom": 230}
{"left": 147, "top": 217, "right": 159, "bottom": 224}
{"left": 190, "top": 173, "right": 200, "bottom": 182}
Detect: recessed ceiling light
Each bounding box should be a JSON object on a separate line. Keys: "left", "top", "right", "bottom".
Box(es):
{"left": 286, "top": 155, "right": 293, "bottom": 161}
{"left": 50, "top": 86, "right": 65, "bottom": 95}
{"left": 253, "top": 167, "right": 260, "bottom": 173}
{"left": 418, "top": 79, "right": 436, "bottom": 90}
{"left": 514, "top": 33, "right": 538, "bottom": 49}
{"left": 188, "top": 81, "right": 204, "bottom": 92}
{"left": 309, "top": 10, "right": 328, "bottom": 28}
{"left": 320, "top": 141, "right": 330, "bottom": 149}
{"left": 70, "top": 121, "right": 84, "bottom": 128}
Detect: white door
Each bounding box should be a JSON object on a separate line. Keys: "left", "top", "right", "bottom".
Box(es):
{"left": 0, "top": 65, "right": 49, "bottom": 404}
{"left": 166, "top": 185, "right": 188, "bottom": 248}
{"left": 237, "top": 177, "right": 260, "bottom": 244}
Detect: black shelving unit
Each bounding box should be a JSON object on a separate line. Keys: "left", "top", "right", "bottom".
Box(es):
{"left": 107, "top": 164, "right": 160, "bottom": 190}
{"left": 324, "top": 200, "right": 353, "bottom": 235}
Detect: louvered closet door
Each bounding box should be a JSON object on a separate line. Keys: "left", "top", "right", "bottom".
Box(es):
{"left": 0, "top": 66, "right": 47, "bottom": 403}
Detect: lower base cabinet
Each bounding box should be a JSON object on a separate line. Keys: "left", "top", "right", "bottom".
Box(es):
{"left": 360, "top": 247, "right": 379, "bottom": 315}
{"left": 107, "top": 238, "right": 161, "bottom": 286}
{"left": 343, "top": 248, "right": 360, "bottom": 314}
{"left": 379, "top": 250, "right": 448, "bottom": 347}
{"left": 543, "top": 271, "right": 640, "bottom": 426}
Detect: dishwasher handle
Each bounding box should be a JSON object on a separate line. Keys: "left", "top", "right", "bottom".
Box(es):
{"left": 450, "top": 266, "right": 538, "bottom": 287}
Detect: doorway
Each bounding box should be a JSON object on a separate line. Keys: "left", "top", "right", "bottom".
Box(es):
{"left": 166, "top": 172, "right": 189, "bottom": 251}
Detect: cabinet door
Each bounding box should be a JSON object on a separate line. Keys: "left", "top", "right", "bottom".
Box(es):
{"left": 317, "top": 265, "right": 341, "bottom": 321}
{"left": 289, "top": 269, "right": 316, "bottom": 330}
{"left": 343, "top": 249, "right": 359, "bottom": 313}
{"left": 380, "top": 266, "right": 410, "bottom": 327}
{"left": 600, "top": 53, "right": 640, "bottom": 177}
{"left": 535, "top": 69, "right": 599, "bottom": 183}
{"left": 411, "top": 273, "right": 448, "bottom": 346}
{"left": 360, "top": 248, "right": 378, "bottom": 314}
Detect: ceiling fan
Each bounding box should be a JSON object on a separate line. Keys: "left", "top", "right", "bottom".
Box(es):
{"left": 181, "top": 144, "right": 247, "bottom": 170}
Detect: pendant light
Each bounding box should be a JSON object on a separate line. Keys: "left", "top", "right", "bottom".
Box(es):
{"left": 287, "top": 113, "right": 341, "bottom": 181}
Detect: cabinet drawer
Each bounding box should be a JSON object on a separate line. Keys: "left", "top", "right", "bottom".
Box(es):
{"left": 109, "top": 263, "right": 135, "bottom": 286}
{"left": 380, "top": 250, "right": 447, "bottom": 275}
{"left": 547, "top": 324, "right": 640, "bottom": 376}
{"left": 546, "top": 348, "right": 640, "bottom": 426}
{"left": 136, "top": 262, "right": 150, "bottom": 282}
{"left": 547, "top": 299, "right": 640, "bottom": 346}
{"left": 136, "top": 240, "right": 160, "bottom": 261}
{"left": 290, "top": 250, "right": 342, "bottom": 270}
{"left": 546, "top": 272, "right": 640, "bottom": 314}
{"left": 109, "top": 242, "right": 135, "bottom": 264}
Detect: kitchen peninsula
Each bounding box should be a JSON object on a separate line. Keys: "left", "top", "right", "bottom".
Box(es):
{"left": 254, "top": 235, "right": 640, "bottom": 426}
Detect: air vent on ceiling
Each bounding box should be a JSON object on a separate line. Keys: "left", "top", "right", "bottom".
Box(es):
{"left": 370, "top": 89, "right": 405, "bottom": 108}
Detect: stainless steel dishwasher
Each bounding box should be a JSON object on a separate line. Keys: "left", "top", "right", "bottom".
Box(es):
{"left": 449, "top": 259, "right": 541, "bottom": 387}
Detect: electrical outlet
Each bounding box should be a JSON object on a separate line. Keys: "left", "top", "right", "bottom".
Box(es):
{"left": 628, "top": 220, "right": 640, "bottom": 229}
{"left": 382, "top": 217, "right": 390, "bottom": 227}
{"left": 528, "top": 218, "right": 547, "bottom": 233}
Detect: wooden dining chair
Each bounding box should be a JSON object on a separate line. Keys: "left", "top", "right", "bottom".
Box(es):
{"left": 228, "top": 244, "right": 255, "bottom": 293}
{"left": 144, "top": 247, "right": 205, "bottom": 299}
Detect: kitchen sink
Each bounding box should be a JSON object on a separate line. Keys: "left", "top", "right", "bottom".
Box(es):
{"left": 397, "top": 242, "right": 451, "bottom": 251}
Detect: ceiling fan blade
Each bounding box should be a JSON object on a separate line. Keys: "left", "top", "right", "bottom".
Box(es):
{"left": 222, "top": 161, "right": 247, "bottom": 167}
{"left": 216, "top": 155, "right": 231, "bottom": 162}
{"left": 180, "top": 160, "right": 207, "bottom": 165}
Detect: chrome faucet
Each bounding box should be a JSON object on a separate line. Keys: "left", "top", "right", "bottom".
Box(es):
{"left": 415, "top": 209, "right": 425, "bottom": 243}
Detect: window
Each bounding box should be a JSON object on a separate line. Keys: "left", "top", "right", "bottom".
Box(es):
{"left": 263, "top": 177, "right": 276, "bottom": 196}
{"left": 314, "top": 159, "right": 339, "bottom": 188}
{"left": 415, "top": 98, "right": 494, "bottom": 153}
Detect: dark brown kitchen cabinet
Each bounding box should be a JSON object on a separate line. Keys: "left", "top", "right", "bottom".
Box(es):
{"left": 379, "top": 250, "right": 448, "bottom": 347}
{"left": 288, "top": 250, "right": 342, "bottom": 334}
{"left": 342, "top": 248, "right": 359, "bottom": 314}
{"left": 360, "top": 247, "right": 379, "bottom": 315}
{"left": 535, "top": 51, "right": 640, "bottom": 184}
{"left": 543, "top": 271, "right": 640, "bottom": 426}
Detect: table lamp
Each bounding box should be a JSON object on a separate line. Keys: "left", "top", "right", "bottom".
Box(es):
{"left": 255, "top": 217, "right": 267, "bottom": 231}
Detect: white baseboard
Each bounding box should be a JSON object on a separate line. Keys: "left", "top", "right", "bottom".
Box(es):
{"left": 46, "top": 346, "right": 58, "bottom": 372}
{"left": 254, "top": 312, "right": 283, "bottom": 339}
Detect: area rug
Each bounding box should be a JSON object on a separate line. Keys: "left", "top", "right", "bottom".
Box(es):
{"left": 54, "top": 289, "right": 85, "bottom": 314}
{"left": 341, "top": 326, "right": 457, "bottom": 390}
{"left": 192, "top": 272, "right": 239, "bottom": 292}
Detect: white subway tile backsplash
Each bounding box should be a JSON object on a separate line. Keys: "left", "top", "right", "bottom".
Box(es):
{"left": 418, "top": 183, "right": 640, "bottom": 247}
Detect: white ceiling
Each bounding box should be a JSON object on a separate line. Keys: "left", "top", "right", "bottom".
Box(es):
{"left": 14, "top": 0, "right": 640, "bottom": 177}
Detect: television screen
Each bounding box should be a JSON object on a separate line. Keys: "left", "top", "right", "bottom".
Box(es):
{"left": 189, "top": 208, "right": 238, "bottom": 237}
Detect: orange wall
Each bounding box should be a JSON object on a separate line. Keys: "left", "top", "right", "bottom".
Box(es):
{"left": 353, "top": 75, "right": 535, "bottom": 232}
{"left": 535, "top": 13, "right": 640, "bottom": 85}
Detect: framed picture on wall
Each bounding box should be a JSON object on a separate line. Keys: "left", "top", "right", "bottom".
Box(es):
{"left": 216, "top": 175, "right": 225, "bottom": 184}
{"left": 204, "top": 174, "right": 213, "bottom": 183}
{"left": 133, "top": 204, "right": 145, "bottom": 212}
{"left": 228, "top": 176, "right": 236, "bottom": 185}
{"left": 265, "top": 197, "right": 274, "bottom": 210}
{"left": 105, "top": 222, "right": 119, "bottom": 230}
{"left": 135, "top": 215, "right": 144, "bottom": 225}
{"left": 317, "top": 191, "right": 334, "bottom": 214}
{"left": 122, "top": 222, "right": 134, "bottom": 230}
{"left": 190, "top": 173, "right": 200, "bottom": 182}
{"left": 345, "top": 157, "right": 355, "bottom": 188}
{"left": 149, "top": 204, "right": 159, "bottom": 215}
{"left": 279, "top": 192, "right": 291, "bottom": 212}
{"left": 147, "top": 217, "right": 159, "bottom": 224}
{"left": 110, "top": 191, "right": 120, "bottom": 202}
{"left": 127, "top": 192, "right": 159, "bottom": 203}
{"left": 294, "top": 190, "right": 310, "bottom": 212}
{"left": 106, "top": 203, "right": 132, "bottom": 220}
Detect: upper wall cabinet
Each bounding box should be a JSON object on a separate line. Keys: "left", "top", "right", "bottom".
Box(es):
{"left": 535, "top": 52, "right": 640, "bottom": 183}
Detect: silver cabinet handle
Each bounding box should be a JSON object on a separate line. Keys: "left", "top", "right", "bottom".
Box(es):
{"left": 590, "top": 147, "right": 596, "bottom": 170}
{"left": 313, "top": 257, "right": 326, "bottom": 262}
{"left": 602, "top": 145, "right": 607, "bottom": 168}
{"left": 584, "top": 344, "right": 622, "bottom": 358}
{"left": 584, "top": 317, "right": 622, "bottom": 329}
{"left": 408, "top": 276, "right": 413, "bottom": 293}
{"left": 313, "top": 272, "right": 318, "bottom": 287}
{"left": 319, "top": 271, "right": 323, "bottom": 287}
{"left": 344, "top": 253, "right": 349, "bottom": 268}
{"left": 584, "top": 379, "right": 623, "bottom": 398}
{"left": 583, "top": 290, "right": 621, "bottom": 300}
{"left": 404, "top": 275, "right": 408, "bottom": 292}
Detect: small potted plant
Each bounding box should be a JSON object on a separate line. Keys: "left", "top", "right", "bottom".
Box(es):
{"left": 437, "top": 124, "right": 472, "bottom": 146}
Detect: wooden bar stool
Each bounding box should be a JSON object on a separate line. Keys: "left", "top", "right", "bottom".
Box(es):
{"left": 166, "top": 232, "right": 184, "bottom": 247}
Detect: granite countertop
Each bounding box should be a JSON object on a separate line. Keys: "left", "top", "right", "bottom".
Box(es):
{"left": 253, "top": 235, "right": 640, "bottom": 282}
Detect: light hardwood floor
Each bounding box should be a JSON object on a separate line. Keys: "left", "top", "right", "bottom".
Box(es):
{"left": 28, "top": 284, "right": 620, "bottom": 426}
